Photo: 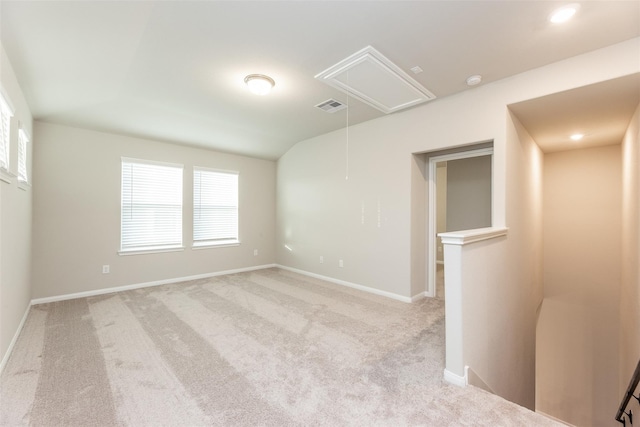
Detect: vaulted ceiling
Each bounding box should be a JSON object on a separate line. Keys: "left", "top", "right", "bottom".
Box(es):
{"left": 1, "top": 1, "right": 639, "bottom": 159}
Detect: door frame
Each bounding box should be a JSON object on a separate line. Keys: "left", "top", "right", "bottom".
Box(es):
{"left": 426, "top": 147, "right": 494, "bottom": 297}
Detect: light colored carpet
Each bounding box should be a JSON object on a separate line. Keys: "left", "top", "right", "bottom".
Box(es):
{"left": 0, "top": 268, "right": 561, "bottom": 426}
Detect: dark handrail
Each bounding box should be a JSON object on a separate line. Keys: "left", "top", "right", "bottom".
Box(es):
{"left": 616, "top": 359, "right": 640, "bottom": 424}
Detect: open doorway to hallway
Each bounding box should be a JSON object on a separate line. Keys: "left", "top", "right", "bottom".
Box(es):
{"left": 427, "top": 148, "right": 493, "bottom": 300}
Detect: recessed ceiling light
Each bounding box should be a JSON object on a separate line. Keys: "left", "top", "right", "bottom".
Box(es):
{"left": 466, "top": 75, "right": 482, "bottom": 86}
{"left": 244, "top": 74, "right": 275, "bottom": 96}
{"left": 550, "top": 3, "right": 580, "bottom": 24}
{"left": 570, "top": 133, "right": 584, "bottom": 141}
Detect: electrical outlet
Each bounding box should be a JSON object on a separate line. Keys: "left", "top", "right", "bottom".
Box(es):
{"left": 320, "top": 256, "right": 324, "bottom": 264}
{"left": 254, "top": 249, "right": 258, "bottom": 256}
{"left": 102, "top": 265, "right": 110, "bottom": 274}
{"left": 339, "top": 259, "right": 344, "bottom": 268}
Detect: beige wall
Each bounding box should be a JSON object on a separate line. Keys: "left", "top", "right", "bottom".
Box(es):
{"left": 621, "top": 103, "right": 640, "bottom": 394}
{"left": 0, "top": 43, "right": 33, "bottom": 367}
{"left": 277, "top": 39, "right": 638, "bottom": 408}
{"left": 538, "top": 145, "right": 622, "bottom": 426}
{"left": 31, "top": 122, "right": 276, "bottom": 299}
{"left": 506, "top": 111, "right": 545, "bottom": 410}
{"left": 476, "top": 110, "right": 543, "bottom": 408}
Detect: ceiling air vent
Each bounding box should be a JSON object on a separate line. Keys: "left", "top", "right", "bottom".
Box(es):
{"left": 315, "top": 46, "right": 436, "bottom": 114}
{"left": 315, "top": 98, "right": 347, "bottom": 113}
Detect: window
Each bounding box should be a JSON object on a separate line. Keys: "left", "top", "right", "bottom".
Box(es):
{"left": 17, "top": 127, "right": 29, "bottom": 184}
{"left": 120, "top": 158, "right": 183, "bottom": 253}
{"left": 193, "top": 167, "right": 239, "bottom": 247}
{"left": 0, "top": 94, "right": 13, "bottom": 177}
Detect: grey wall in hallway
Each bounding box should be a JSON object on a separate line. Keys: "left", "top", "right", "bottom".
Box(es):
{"left": 446, "top": 155, "right": 492, "bottom": 232}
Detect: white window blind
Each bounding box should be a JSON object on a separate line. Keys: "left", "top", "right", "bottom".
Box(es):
{"left": 17, "top": 128, "right": 28, "bottom": 183}
{"left": 0, "top": 95, "right": 13, "bottom": 172}
{"left": 193, "top": 168, "right": 239, "bottom": 246}
{"left": 121, "top": 159, "right": 183, "bottom": 252}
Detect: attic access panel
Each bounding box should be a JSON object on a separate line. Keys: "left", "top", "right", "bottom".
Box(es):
{"left": 315, "top": 46, "right": 436, "bottom": 114}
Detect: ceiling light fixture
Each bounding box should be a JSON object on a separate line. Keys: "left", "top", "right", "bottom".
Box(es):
{"left": 466, "top": 75, "right": 482, "bottom": 86}
{"left": 570, "top": 133, "right": 584, "bottom": 141}
{"left": 244, "top": 74, "right": 275, "bottom": 96}
{"left": 550, "top": 3, "right": 580, "bottom": 24}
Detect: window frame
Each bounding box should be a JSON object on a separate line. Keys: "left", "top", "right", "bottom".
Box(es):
{"left": 17, "top": 126, "right": 30, "bottom": 188}
{"left": 119, "top": 157, "right": 185, "bottom": 256}
{"left": 0, "top": 92, "right": 14, "bottom": 184}
{"left": 192, "top": 166, "right": 240, "bottom": 249}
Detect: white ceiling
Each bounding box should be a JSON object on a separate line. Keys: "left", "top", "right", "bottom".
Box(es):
{"left": 1, "top": 1, "right": 639, "bottom": 160}
{"left": 509, "top": 73, "right": 640, "bottom": 153}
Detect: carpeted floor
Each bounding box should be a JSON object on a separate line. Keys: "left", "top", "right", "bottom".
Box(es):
{"left": 0, "top": 268, "right": 560, "bottom": 426}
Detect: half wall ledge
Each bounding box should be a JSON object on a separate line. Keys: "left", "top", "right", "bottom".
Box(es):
{"left": 439, "top": 226, "right": 508, "bottom": 388}
{"left": 439, "top": 227, "right": 509, "bottom": 246}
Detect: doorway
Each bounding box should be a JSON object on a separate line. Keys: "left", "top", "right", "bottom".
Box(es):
{"left": 426, "top": 148, "right": 493, "bottom": 298}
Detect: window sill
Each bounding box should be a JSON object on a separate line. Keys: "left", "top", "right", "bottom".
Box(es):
{"left": 0, "top": 169, "right": 14, "bottom": 184}
{"left": 192, "top": 239, "right": 240, "bottom": 250}
{"left": 18, "top": 180, "right": 31, "bottom": 191}
{"left": 118, "top": 245, "right": 185, "bottom": 256}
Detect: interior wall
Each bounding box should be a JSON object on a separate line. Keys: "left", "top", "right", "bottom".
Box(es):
{"left": 31, "top": 122, "right": 276, "bottom": 299}
{"left": 537, "top": 145, "right": 622, "bottom": 426}
{"left": 470, "top": 110, "right": 542, "bottom": 409}
{"left": 620, "top": 102, "right": 640, "bottom": 392}
{"left": 445, "top": 156, "right": 492, "bottom": 231}
{"left": 0, "top": 43, "right": 33, "bottom": 369}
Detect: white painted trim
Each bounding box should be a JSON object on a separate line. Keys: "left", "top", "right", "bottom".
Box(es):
{"left": 0, "top": 169, "right": 13, "bottom": 184}
{"left": 0, "top": 303, "right": 31, "bottom": 376}
{"left": 31, "top": 264, "right": 277, "bottom": 305}
{"left": 427, "top": 155, "right": 437, "bottom": 298}
{"left": 191, "top": 240, "right": 240, "bottom": 250}
{"left": 410, "top": 292, "right": 427, "bottom": 302}
{"left": 443, "top": 366, "right": 469, "bottom": 387}
{"left": 439, "top": 227, "right": 508, "bottom": 246}
{"left": 118, "top": 246, "right": 185, "bottom": 256}
{"left": 275, "top": 264, "right": 413, "bottom": 303}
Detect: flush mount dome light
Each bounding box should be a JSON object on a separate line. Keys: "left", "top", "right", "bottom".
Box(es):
{"left": 570, "top": 133, "right": 584, "bottom": 141}
{"left": 550, "top": 3, "right": 580, "bottom": 24}
{"left": 244, "top": 74, "right": 275, "bottom": 95}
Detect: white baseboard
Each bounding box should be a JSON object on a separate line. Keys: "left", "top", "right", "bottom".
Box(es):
{"left": 444, "top": 366, "right": 469, "bottom": 387}
{"left": 410, "top": 292, "right": 428, "bottom": 302}
{"left": 275, "top": 264, "right": 413, "bottom": 303}
{"left": 31, "top": 264, "right": 277, "bottom": 305}
{"left": 0, "top": 303, "right": 31, "bottom": 376}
